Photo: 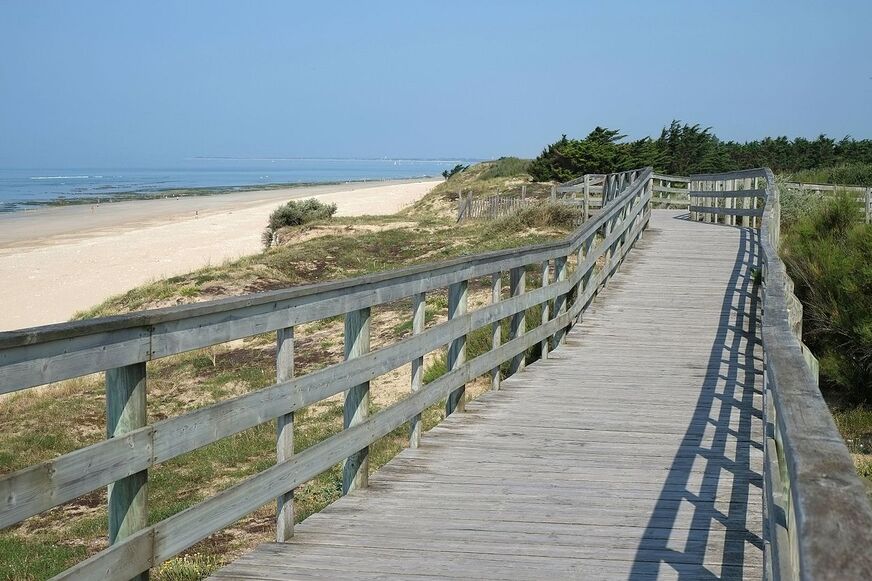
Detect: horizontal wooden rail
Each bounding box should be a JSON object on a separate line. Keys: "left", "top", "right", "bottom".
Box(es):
{"left": 688, "top": 205, "right": 764, "bottom": 218}
{"left": 651, "top": 173, "right": 690, "bottom": 183}
{"left": 688, "top": 189, "right": 766, "bottom": 199}
{"left": 1, "top": 170, "right": 653, "bottom": 580}
{"left": 653, "top": 185, "right": 686, "bottom": 195}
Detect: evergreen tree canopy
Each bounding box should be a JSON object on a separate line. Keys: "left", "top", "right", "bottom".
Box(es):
{"left": 528, "top": 121, "right": 872, "bottom": 182}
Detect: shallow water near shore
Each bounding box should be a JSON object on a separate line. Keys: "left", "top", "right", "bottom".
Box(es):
{"left": 0, "top": 158, "right": 463, "bottom": 211}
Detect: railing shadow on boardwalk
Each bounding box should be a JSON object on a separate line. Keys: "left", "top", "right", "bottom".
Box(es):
{"left": 629, "top": 222, "right": 764, "bottom": 580}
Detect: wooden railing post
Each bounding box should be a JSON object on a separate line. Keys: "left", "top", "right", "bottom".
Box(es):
{"left": 275, "top": 327, "right": 294, "bottom": 541}
{"left": 602, "top": 212, "right": 620, "bottom": 287}
{"left": 343, "top": 307, "right": 370, "bottom": 494}
{"left": 540, "top": 260, "right": 551, "bottom": 360}
{"left": 574, "top": 235, "right": 594, "bottom": 322}
{"left": 551, "top": 255, "right": 568, "bottom": 349}
{"left": 446, "top": 280, "right": 468, "bottom": 416}
{"left": 742, "top": 177, "right": 751, "bottom": 227}
{"left": 491, "top": 273, "right": 502, "bottom": 391}
{"left": 583, "top": 175, "right": 590, "bottom": 221}
{"left": 106, "top": 362, "right": 148, "bottom": 581}
{"left": 866, "top": 188, "right": 871, "bottom": 224}
{"left": 508, "top": 266, "right": 526, "bottom": 375}
{"left": 410, "top": 293, "right": 425, "bottom": 447}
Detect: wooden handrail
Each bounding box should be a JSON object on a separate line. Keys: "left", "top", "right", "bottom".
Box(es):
{"left": 0, "top": 170, "right": 654, "bottom": 580}
{"left": 692, "top": 168, "right": 872, "bottom": 580}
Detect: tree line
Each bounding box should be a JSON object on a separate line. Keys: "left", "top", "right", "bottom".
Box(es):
{"left": 528, "top": 121, "right": 872, "bottom": 182}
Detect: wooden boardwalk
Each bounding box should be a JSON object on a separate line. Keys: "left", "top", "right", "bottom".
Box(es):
{"left": 210, "top": 210, "right": 764, "bottom": 580}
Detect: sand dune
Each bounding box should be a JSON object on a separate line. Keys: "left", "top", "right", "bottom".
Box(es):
{"left": 0, "top": 179, "right": 439, "bottom": 331}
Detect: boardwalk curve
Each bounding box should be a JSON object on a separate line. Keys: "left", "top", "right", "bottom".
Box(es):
{"left": 210, "top": 212, "right": 765, "bottom": 580}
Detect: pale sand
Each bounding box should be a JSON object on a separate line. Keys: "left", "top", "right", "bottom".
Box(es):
{"left": 0, "top": 179, "right": 440, "bottom": 331}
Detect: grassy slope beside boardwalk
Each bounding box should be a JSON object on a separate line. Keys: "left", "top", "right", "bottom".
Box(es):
{"left": 0, "top": 161, "right": 576, "bottom": 581}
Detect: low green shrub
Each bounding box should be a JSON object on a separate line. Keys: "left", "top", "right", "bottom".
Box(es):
{"left": 486, "top": 203, "right": 585, "bottom": 234}
{"left": 478, "top": 157, "right": 531, "bottom": 180}
{"left": 263, "top": 198, "right": 337, "bottom": 247}
{"left": 782, "top": 193, "right": 872, "bottom": 402}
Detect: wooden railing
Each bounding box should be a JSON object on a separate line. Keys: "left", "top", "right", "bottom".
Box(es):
{"left": 456, "top": 191, "right": 537, "bottom": 221}
{"left": 650, "top": 173, "right": 690, "bottom": 207}
{"left": 783, "top": 182, "right": 872, "bottom": 224}
{"left": 456, "top": 170, "right": 638, "bottom": 223}
{"left": 0, "top": 170, "right": 654, "bottom": 580}
{"left": 692, "top": 168, "right": 872, "bottom": 580}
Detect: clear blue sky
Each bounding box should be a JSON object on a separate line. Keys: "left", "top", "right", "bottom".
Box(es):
{"left": 1, "top": 0, "right": 870, "bottom": 168}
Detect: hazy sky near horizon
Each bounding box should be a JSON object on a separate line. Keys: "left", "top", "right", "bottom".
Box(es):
{"left": 2, "top": 1, "right": 871, "bottom": 168}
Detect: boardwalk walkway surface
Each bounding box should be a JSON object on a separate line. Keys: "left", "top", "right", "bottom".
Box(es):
{"left": 211, "top": 210, "right": 765, "bottom": 580}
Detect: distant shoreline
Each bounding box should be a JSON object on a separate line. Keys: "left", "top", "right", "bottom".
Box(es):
{"left": 1, "top": 174, "right": 438, "bottom": 213}
{"left": 0, "top": 178, "right": 441, "bottom": 330}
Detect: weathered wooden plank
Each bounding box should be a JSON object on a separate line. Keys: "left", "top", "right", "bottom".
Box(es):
{"left": 105, "top": 362, "right": 148, "bottom": 581}
{"left": 688, "top": 205, "right": 763, "bottom": 218}
{"left": 490, "top": 273, "right": 501, "bottom": 391}
{"left": 445, "top": 280, "right": 468, "bottom": 416}
{"left": 342, "top": 307, "right": 370, "bottom": 494}
{"left": 508, "top": 266, "right": 526, "bottom": 375}
{"left": 275, "top": 326, "right": 294, "bottom": 541}
{"left": 409, "top": 293, "right": 425, "bottom": 448}
{"left": 688, "top": 189, "right": 766, "bottom": 199}
{"left": 652, "top": 185, "right": 687, "bottom": 195}
{"left": 0, "top": 425, "right": 153, "bottom": 530}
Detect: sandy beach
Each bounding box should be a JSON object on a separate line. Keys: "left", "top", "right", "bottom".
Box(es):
{"left": 0, "top": 179, "right": 440, "bottom": 331}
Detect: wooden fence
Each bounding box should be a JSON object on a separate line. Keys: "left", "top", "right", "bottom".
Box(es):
{"left": 456, "top": 170, "right": 642, "bottom": 223}
{"left": 692, "top": 168, "right": 872, "bottom": 580}
{"left": 783, "top": 182, "right": 872, "bottom": 223}
{"left": 457, "top": 171, "right": 694, "bottom": 224}
{"left": 0, "top": 170, "right": 655, "bottom": 580}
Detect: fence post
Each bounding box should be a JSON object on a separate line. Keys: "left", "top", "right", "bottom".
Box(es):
{"left": 509, "top": 266, "right": 526, "bottom": 375}
{"left": 275, "top": 327, "right": 295, "bottom": 541}
{"left": 551, "top": 255, "right": 569, "bottom": 349}
{"left": 583, "top": 175, "right": 590, "bottom": 221}
{"left": 446, "top": 281, "right": 468, "bottom": 416}
{"left": 106, "top": 363, "right": 149, "bottom": 581}
{"left": 456, "top": 190, "right": 463, "bottom": 221}
{"left": 866, "top": 188, "right": 871, "bottom": 224}
{"left": 521, "top": 185, "right": 527, "bottom": 200}
{"left": 689, "top": 179, "right": 696, "bottom": 221}
{"left": 343, "top": 307, "right": 371, "bottom": 494}
{"left": 540, "top": 260, "right": 551, "bottom": 360}
{"left": 550, "top": 184, "right": 556, "bottom": 202}
{"left": 642, "top": 175, "right": 653, "bottom": 237}
{"left": 410, "top": 293, "right": 425, "bottom": 447}
{"left": 491, "top": 272, "right": 502, "bottom": 391}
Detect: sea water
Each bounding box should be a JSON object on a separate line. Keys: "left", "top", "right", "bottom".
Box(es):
{"left": 0, "top": 158, "right": 466, "bottom": 212}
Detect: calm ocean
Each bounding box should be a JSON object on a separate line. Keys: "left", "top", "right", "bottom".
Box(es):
{"left": 0, "top": 158, "right": 464, "bottom": 212}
